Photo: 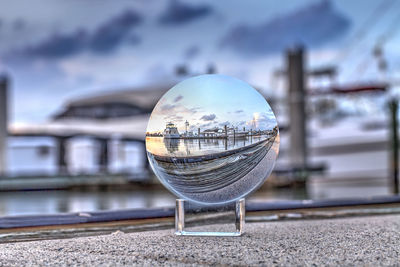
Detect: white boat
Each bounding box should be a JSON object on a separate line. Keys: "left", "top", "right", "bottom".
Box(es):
{"left": 273, "top": 90, "right": 394, "bottom": 197}
{"left": 163, "top": 122, "right": 180, "bottom": 139}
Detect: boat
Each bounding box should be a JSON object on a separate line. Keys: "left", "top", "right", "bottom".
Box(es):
{"left": 275, "top": 89, "right": 392, "bottom": 191}
{"left": 163, "top": 122, "right": 180, "bottom": 139}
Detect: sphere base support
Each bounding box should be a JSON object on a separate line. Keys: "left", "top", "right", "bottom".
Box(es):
{"left": 175, "top": 198, "right": 245, "bottom": 237}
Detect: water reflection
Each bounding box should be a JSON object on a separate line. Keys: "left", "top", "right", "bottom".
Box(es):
{"left": 163, "top": 138, "right": 180, "bottom": 154}
{"left": 147, "top": 134, "right": 278, "bottom": 204}
{"left": 0, "top": 181, "right": 391, "bottom": 216}
{"left": 147, "top": 135, "right": 270, "bottom": 157}
{"left": 0, "top": 188, "right": 175, "bottom": 216}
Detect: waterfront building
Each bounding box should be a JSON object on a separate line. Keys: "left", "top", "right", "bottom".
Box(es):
{"left": 8, "top": 81, "right": 178, "bottom": 177}
{"left": 163, "top": 122, "right": 180, "bottom": 138}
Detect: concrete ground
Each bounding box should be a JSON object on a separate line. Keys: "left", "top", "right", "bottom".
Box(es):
{"left": 0, "top": 215, "right": 399, "bottom": 266}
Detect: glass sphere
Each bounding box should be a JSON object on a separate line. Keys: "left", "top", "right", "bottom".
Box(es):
{"left": 146, "top": 74, "right": 279, "bottom": 205}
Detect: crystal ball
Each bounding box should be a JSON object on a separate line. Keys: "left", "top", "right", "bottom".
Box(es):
{"left": 146, "top": 74, "right": 279, "bottom": 205}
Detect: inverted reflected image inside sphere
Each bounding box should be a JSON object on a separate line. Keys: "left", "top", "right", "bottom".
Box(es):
{"left": 146, "top": 74, "right": 279, "bottom": 205}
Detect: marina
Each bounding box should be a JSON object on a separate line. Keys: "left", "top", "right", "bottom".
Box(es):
{"left": 149, "top": 122, "right": 277, "bottom": 140}
{"left": 146, "top": 134, "right": 275, "bottom": 158}
{"left": 1, "top": 1, "right": 400, "bottom": 265}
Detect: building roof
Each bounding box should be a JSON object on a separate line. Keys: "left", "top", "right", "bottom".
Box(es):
{"left": 61, "top": 78, "right": 267, "bottom": 113}
{"left": 10, "top": 115, "right": 150, "bottom": 141}
{"left": 63, "top": 80, "right": 179, "bottom": 111}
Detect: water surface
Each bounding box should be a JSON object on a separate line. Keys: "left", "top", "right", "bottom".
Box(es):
{"left": 146, "top": 136, "right": 270, "bottom": 157}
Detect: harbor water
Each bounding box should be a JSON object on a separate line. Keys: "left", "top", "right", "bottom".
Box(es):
{"left": 145, "top": 135, "right": 271, "bottom": 157}
{"left": 0, "top": 179, "right": 391, "bottom": 216}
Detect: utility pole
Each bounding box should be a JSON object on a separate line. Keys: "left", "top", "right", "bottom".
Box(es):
{"left": 57, "top": 136, "right": 68, "bottom": 175}
{"left": 389, "top": 99, "right": 399, "bottom": 194}
{"left": 98, "top": 138, "right": 109, "bottom": 174}
{"left": 287, "top": 47, "right": 307, "bottom": 172}
{"left": 0, "top": 75, "right": 8, "bottom": 176}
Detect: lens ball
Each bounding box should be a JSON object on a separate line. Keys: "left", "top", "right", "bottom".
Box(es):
{"left": 146, "top": 74, "right": 279, "bottom": 205}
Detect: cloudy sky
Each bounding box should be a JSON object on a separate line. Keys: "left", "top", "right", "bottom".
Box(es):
{"left": 146, "top": 74, "right": 276, "bottom": 134}
{"left": 1, "top": 0, "right": 400, "bottom": 125}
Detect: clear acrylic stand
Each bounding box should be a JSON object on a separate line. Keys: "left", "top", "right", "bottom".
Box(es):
{"left": 175, "top": 198, "right": 245, "bottom": 236}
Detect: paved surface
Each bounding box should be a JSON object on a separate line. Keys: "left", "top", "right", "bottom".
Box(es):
{"left": 0, "top": 215, "right": 399, "bottom": 266}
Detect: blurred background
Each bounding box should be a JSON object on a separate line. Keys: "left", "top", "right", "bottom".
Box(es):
{"left": 0, "top": 0, "right": 399, "bottom": 216}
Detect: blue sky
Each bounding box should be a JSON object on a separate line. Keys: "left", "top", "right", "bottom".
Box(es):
{"left": 147, "top": 74, "right": 276, "bottom": 133}
{"left": 0, "top": 0, "right": 400, "bottom": 125}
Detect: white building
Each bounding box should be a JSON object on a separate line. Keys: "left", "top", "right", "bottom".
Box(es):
{"left": 7, "top": 81, "right": 178, "bottom": 177}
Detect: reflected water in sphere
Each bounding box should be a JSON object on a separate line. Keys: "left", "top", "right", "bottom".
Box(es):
{"left": 146, "top": 74, "right": 279, "bottom": 205}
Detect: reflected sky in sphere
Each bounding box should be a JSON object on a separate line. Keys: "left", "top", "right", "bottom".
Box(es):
{"left": 146, "top": 74, "right": 279, "bottom": 205}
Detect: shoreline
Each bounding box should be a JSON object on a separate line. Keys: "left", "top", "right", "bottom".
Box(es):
{"left": 146, "top": 134, "right": 268, "bottom": 140}
{"left": 148, "top": 136, "right": 275, "bottom": 163}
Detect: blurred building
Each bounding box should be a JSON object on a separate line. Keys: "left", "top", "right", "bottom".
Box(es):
{"left": 7, "top": 81, "right": 178, "bottom": 177}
